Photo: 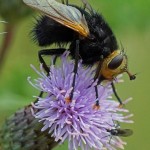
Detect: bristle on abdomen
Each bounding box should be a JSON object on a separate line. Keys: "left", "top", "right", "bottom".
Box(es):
{"left": 31, "top": 16, "right": 74, "bottom": 47}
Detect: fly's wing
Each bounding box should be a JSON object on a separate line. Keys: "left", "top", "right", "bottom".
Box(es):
{"left": 118, "top": 129, "right": 133, "bottom": 137}
{"left": 23, "top": 0, "right": 89, "bottom": 37}
{"left": 81, "top": 0, "right": 95, "bottom": 14}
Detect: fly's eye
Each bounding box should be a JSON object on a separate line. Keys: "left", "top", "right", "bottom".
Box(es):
{"left": 108, "top": 55, "right": 124, "bottom": 70}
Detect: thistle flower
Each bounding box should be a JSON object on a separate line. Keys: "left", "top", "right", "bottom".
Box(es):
{"left": 28, "top": 52, "right": 133, "bottom": 150}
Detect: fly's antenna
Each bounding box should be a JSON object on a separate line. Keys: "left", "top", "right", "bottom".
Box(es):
{"left": 118, "top": 40, "right": 136, "bottom": 81}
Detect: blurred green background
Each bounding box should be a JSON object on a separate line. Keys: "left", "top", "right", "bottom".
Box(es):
{"left": 0, "top": 0, "right": 149, "bottom": 149}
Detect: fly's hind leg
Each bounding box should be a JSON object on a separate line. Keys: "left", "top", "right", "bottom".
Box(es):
{"left": 36, "top": 48, "right": 66, "bottom": 101}
{"left": 38, "top": 48, "right": 66, "bottom": 74}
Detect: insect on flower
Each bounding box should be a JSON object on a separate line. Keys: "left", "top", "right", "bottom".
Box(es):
{"left": 23, "top": 0, "right": 136, "bottom": 108}
{"left": 106, "top": 120, "right": 133, "bottom": 137}
{"left": 101, "top": 119, "right": 133, "bottom": 148}
{"left": 107, "top": 128, "right": 133, "bottom": 137}
{"left": 28, "top": 53, "right": 134, "bottom": 150}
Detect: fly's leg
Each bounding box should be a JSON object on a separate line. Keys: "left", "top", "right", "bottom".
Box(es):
{"left": 111, "top": 82, "right": 123, "bottom": 108}
{"left": 36, "top": 48, "right": 66, "bottom": 101}
{"left": 65, "top": 40, "right": 80, "bottom": 103}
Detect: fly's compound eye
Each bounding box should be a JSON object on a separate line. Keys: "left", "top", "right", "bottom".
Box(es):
{"left": 108, "top": 55, "right": 124, "bottom": 70}
{"left": 100, "top": 50, "right": 136, "bottom": 80}
{"left": 100, "top": 50, "right": 128, "bottom": 80}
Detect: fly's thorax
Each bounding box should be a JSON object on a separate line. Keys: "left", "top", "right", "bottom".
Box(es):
{"left": 100, "top": 50, "right": 128, "bottom": 80}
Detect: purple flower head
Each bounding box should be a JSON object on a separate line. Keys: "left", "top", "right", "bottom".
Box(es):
{"left": 28, "top": 52, "right": 133, "bottom": 150}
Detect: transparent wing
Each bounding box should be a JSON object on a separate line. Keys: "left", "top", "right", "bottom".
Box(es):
{"left": 81, "top": 0, "right": 95, "bottom": 14}
{"left": 118, "top": 129, "right": 133, "bottom": 137}
{"left": 23, "top": 0, "right": 89, "bottom": 37}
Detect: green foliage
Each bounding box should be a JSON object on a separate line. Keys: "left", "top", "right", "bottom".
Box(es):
{"left": 91, "top": 0, "right": 150, "bottom": 31}
{"left": 0, "top": 0, "right": 33, "bottom": 23}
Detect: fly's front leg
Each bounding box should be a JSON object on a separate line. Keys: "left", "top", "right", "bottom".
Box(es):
{"left": 93, "top": 55, "right": 104, "bottom": 110}
{"left": 65, "top": 40, "right": 79, "bottom": 104}
{"left": 111, "top": 82, "right": 123, "bottom": 108}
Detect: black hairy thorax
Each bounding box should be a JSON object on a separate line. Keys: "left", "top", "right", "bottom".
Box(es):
{"left": 32, "top": 7, "right": 118, "bottom": 66}
{"left": 69, "top": 12, "right": 118, "bottom": 65}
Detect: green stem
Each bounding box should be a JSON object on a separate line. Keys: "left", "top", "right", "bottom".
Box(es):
{"left": 0, "top": 24, "right": 15, "bottom": 72}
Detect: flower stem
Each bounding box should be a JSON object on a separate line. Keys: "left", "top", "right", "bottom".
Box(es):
{"left": 0, "top": 24, "right": 15, "bottom": 72}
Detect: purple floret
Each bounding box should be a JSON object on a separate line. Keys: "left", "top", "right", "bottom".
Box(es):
{"left": 28, "top": 52, "right": 133, "bottom": 150}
